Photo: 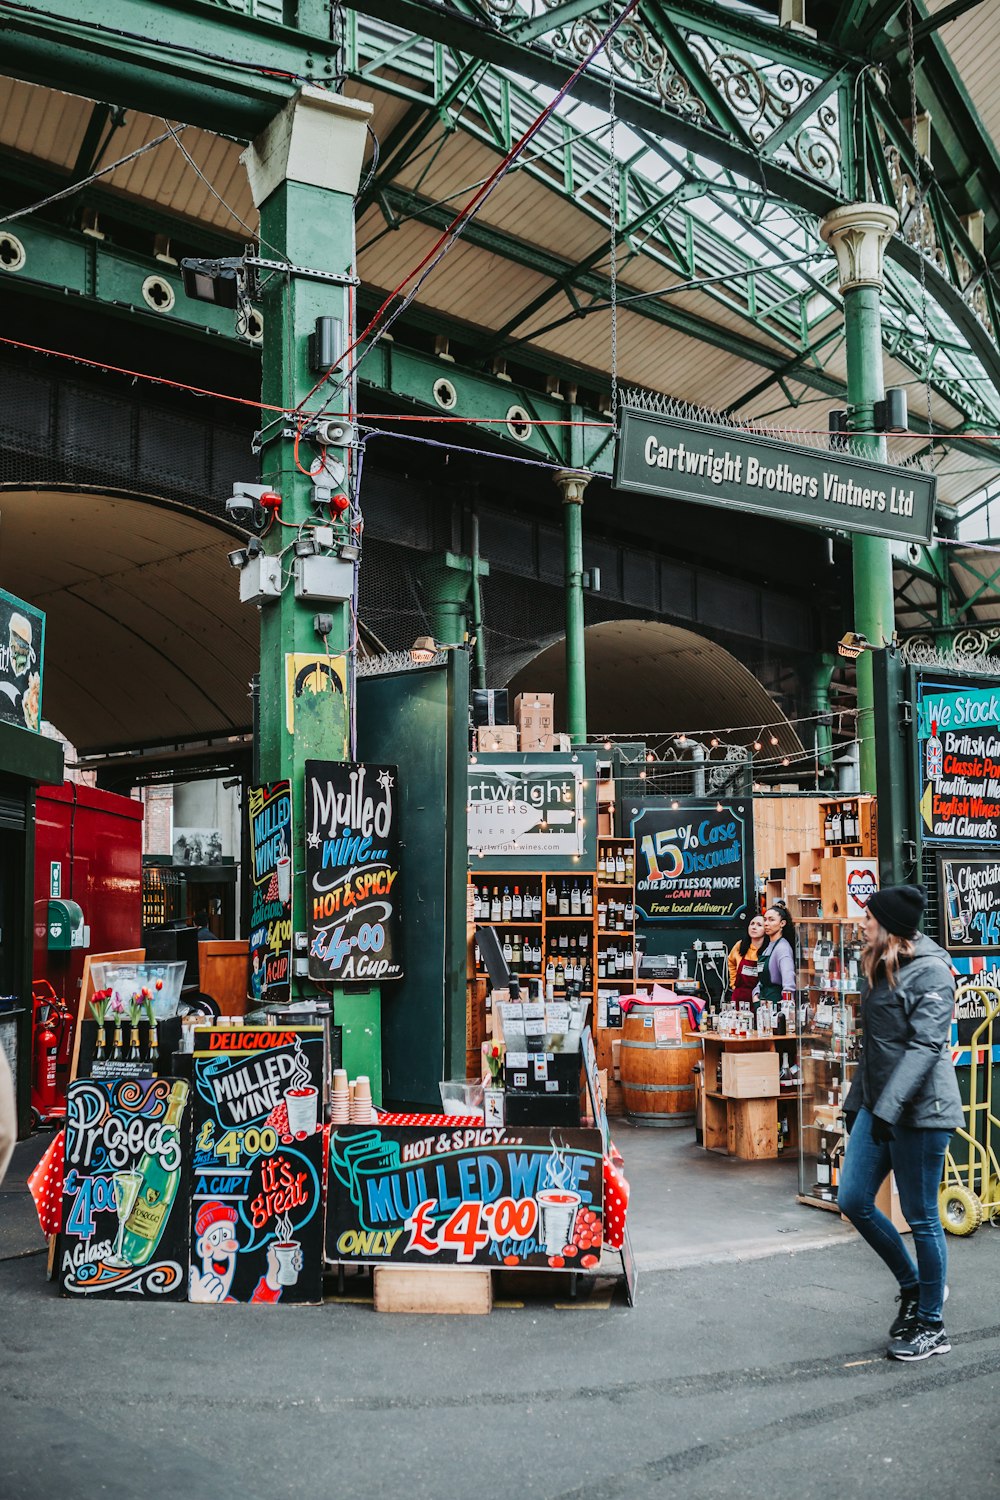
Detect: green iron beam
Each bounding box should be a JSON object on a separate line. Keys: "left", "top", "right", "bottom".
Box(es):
{"left": 0, "top": 0, "right": 334, "bottom": 137}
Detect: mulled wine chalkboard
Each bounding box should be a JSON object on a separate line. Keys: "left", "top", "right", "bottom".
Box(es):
{"left": 189, "top": 1028, "right": 325, "bottom": 1304}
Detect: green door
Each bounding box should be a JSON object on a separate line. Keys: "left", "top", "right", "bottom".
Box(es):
{"left": 357, "top": 653, "right": 468, "bottom": 1107}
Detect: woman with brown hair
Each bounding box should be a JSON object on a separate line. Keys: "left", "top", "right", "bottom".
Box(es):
{"left": 838, "top": 884, "right": 963, "bottom": 1361}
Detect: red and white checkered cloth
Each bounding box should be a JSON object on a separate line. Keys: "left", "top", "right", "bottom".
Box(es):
{"left": 27, "top": 1129, "right": 65, "bottom": 1237}
{"left": 374, "top": 1113, "right": 484, "bottom": 1127}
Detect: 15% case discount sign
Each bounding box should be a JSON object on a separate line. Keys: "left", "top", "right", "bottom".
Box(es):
{"left": 630, "top": 799, "right": 752, "bottom": 922}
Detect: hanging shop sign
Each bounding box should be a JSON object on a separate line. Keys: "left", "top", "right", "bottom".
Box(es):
{"left": 248, "top": 781, "right": 293, "bottom": 1005}
{"left": 328, "top": 1125, "right": 604, "bottom": 1270}
{"left": 614, "top": 410, "right": 936, "bottom": 545}
{"left": 59, "top": 1077, "right": 191, "bottom": 1298}
{"left": 305, "top": 760, "right": 402, "bottom": 983}
{"left": 937, "top": 853, "right": 1000, "bottom": 955}
{"left": 468, "top": 761, "right": 585, "bottom": 858}
{"left": 0, "top": 585, "right": 43, "bottom": 733}
{"left": 629, "top": 798, "right": 753, "bottom": 923}
{"left": 916, "top": 676, "right": 1000, "bottom": 844}
{"left": 189, "top": 1027, "right": 325, "bottom": 1304}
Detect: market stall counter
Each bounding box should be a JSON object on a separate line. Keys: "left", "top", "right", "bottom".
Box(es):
{"left": 30, "top": 1018, "right": 634, "bottom": 1309}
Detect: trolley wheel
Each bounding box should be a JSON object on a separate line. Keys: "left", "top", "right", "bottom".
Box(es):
{"left": 939, "top": 1183, "right": 983, "bottom": 1236}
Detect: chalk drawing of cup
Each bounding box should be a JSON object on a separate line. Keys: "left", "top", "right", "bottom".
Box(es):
{"left": 276, "top": 855, "right": 291, "bottom": 904}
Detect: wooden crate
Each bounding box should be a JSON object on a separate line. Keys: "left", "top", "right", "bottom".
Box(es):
{"left": 374, "top": 1266, "right": 493, "bottom": 1315}
{"left": 820, "top": 857, "right": 878, "bottom": 921}
{"left": 728, "top": 1096, "right": 777, "bottom": 1160}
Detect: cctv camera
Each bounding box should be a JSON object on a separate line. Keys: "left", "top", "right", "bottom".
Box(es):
{"left": 226, "top": 495, "right": 256, "bottom": 520}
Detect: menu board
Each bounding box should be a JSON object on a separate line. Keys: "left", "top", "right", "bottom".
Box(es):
{"left": 189, "top": 1028, "right": 325, "bottom": 1304}
{"left": 59, "top": 1077, "right": 191, "bottom": 1298}
{"left": 305, "top": 760, "right": 402, "bottom": 983}
{"left": 247, "top": 781, "right": 293, "bottom": 1005}
{"left": 629, "top": 799, "right": 753, "bottom": 922}
{"left": 917, "top": 677, "right": 1000, "bottom": 845}
{"left": 937, "top": 853, "right": 1000, "bottom": 955}
{"left": 0, "top": 585, "right": 43, "bottom": 732}
{"left": 328, "top": 1125, "right": 604, "bottom": 1270}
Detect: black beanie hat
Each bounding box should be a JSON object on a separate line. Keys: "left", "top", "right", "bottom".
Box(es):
{"left": 866, "top": 884, "right": 925, "bottom": 937}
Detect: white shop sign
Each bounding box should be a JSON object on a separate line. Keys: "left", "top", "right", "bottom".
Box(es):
{"left": 468, "top": 762, "right": 584, "bottom": 857}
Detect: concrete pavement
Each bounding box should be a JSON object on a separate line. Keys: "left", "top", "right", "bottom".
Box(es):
{"left": 2, "top": 1126, "right": 996, "bottom": 1500}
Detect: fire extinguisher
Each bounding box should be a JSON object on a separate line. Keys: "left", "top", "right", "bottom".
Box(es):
{"left": 31, "top": 980, "right": 72, "bottom": 1127}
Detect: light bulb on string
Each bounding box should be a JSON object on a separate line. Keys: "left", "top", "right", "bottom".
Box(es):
{"left": 753, "top": 740, "right": 762, "bottom": 753}
{"left": 769, "top": 735, "right": 779, "bottom": 747}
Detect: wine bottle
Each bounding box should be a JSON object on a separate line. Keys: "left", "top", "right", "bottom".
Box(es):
{"left": 570, "top": 881, "right": 582, "bottom": 916}
{"left": 501, "top": 885, "right": 512, "bottom": 922}
{"left": 512, "top": 885, "right": 522, "bottom": 920}
{"left": 817, "top": 1137, "right": 831, "bottom": 1187}
{"left": 490, "top": 886, "right": 501, "bottom": 922}
{"left": 546, "top": 881, "right": 556, "bottom": 913}
{"left": 119, "top": 1080, "right": 189, "bottom": 1267}
{"left": 558, "top": 880, "right": 570, "bottom": 916}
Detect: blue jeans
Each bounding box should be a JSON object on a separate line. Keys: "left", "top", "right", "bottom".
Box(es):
{"left": 838, "top": 1107, "right": 951, "bottom": 1324}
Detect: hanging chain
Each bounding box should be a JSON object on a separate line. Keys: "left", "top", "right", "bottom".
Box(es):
{"left": 608, "top": 2, "right": 619, "bottom": 433}
{"left": 906, "top": 0, "right": 934, "bottom": 467}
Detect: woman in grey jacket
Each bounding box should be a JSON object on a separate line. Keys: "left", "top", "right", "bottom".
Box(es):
{"left": 838, "top": 883, "right": 963, "bottom": 1362}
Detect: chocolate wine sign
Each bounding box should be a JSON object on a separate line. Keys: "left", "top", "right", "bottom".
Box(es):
{"left": 305, "top": 760, "right": 402, "bottom": 982}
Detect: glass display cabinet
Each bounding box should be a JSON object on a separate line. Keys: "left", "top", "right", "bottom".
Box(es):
{"left": 796, "top": 917, "right": 864, "bottom": 1210}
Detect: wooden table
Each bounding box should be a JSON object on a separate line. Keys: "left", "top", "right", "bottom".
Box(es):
{"left": 699, "top": 1032, "right": 805, "bottom": 1161}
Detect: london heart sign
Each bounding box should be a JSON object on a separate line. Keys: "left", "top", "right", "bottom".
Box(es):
{"left": 614, "top": 411, "right": 935, "bottom": 545}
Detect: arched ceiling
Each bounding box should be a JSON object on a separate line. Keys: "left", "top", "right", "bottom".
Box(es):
{"left": 0, "top": 489, "right": 256, "bottom": 754}
{"left": 1, "top": 2, "right": 1000, "bottom": 519}
{"left": 507, "top": 618, "right": 804, "bottom": 757}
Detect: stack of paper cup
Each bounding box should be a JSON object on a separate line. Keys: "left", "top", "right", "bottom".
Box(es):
{"left": 351, "top": 1075, "right": 374, "bottom": 1124}
{"left": 330, "top": 1069, "right": 350, "bottom": 1126}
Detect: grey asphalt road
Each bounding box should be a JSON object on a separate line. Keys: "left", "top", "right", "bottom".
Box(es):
{"left": 2, "top": 1229, "right": 997, "bottom": 1500}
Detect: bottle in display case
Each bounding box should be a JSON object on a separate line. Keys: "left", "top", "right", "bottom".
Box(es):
{"left": 797, "top": 916, "right": 863, "bottom": 1210}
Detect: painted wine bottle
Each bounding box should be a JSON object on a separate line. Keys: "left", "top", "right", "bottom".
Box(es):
{"left": 119, "top": 1080, "right": 189, "bottom": 1267}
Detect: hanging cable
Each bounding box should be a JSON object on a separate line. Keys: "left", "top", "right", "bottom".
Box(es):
{"left": 0, "top": 126, "right": 185, "bottom": 227}
{"left": 159, "top": 119, "right": 290, "bottom": 265}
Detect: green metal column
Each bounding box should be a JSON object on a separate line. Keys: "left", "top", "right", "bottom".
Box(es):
{"left": 809, "top": 651, "right": 836, "bottom": 787}
{"left": 554, "top": 469, "right": 589, "bottom": 744}
{"left": 244, "top": 88, "right": 381, "bottom": 1085}
{"left": 420, "top": 552, "right": 475, "bottom": 646}
{"left": 820, "top": 204, "right": 899, "bottom": 795}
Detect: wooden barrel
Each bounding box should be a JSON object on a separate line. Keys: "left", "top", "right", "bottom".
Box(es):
{"left": 620, "top": 1003, "right": 699, "bottom": 1127}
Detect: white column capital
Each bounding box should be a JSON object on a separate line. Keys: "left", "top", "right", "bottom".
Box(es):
{"left": 242, "top": 87, "right": 373, "bottom": 207}
{"left": 819, "top": 202, "right": 899, "bottom": 293}
{"left": 553, "top": 469, "right": 590, "bottom": 504}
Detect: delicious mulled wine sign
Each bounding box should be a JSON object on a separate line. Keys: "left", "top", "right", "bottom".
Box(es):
{"left": 305, "top": 760, "right": 402, "bottom": 983}
{"left": 328, "top": 1125, "right": 604, "bottom": 1270}
{"left": 247, "top": 780, "right": 293, "bottom": 1005}
{"left": 189, "top": 1028, "right": 325, "bottom": 1304}
{"left": 59, "top": 1076, "right": 191, "bottom": 1298}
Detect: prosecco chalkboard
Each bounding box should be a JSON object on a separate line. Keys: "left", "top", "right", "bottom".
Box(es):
{"left": 59, "top": 1076, "right": 191, "bottom": 1298}
{"left": 305, "top": 760, "right": 402, "bottom": 983}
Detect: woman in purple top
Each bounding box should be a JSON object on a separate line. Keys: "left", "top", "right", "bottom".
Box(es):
{"left": 756, "top": 903, "right": 797, "bottom": 1006}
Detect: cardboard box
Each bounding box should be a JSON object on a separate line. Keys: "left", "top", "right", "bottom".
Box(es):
{"left": 598, "top": 808, "right": 614, "bottom": 837}
{"left": 514, "top": 692, "right": 554, "bottom": 748}
{"left": 476, "top": 725, "right": 518, "bottom": 753}
{"left": 875, "top": 1171, "right": 911, "bottom": 1234}
{"left": 820, "top": 857, "right": 878, "bottom": 920}
{"left": 611, "top": 1038, "right": 621, "bottom": 1081}
{"left": 721, "top": 1050, "right": 780, "bottom": 1098}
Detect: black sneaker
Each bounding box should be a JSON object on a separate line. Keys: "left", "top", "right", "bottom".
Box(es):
{"left": 890, "top": 1283, "right": 948, "bottom": 1339}
{"left": 889, "top": 1286, "right": 919, "bottom": 1339}
{"left": 887, "top": 1322, "right": 952, "bottom": 1361}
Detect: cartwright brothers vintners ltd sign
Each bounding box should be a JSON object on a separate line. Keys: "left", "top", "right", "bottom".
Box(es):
{"left": 614, "top": 411, "right": 935, "bottom": 545}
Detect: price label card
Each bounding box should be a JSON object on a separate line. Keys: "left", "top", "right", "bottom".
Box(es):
{"left": 506, "top": 1051, "right": 528, "bottom": 1070}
